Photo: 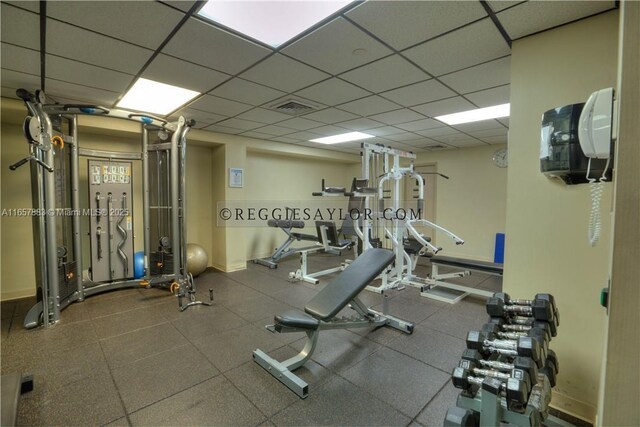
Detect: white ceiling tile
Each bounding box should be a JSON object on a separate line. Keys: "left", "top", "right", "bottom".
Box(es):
{"left": 303, "top": 108, "right": 359, "bottom": 124}
{"left": 471, "top": 127, "right": 509, "bottom": 138}
{"left": 498, "top": 1, "right": 615, "bottom": 40}
{"left": 161, "top": 1, "right": 196, "bottom": 12}
{"left": 47, "top": 19, "right": 153, "bottom": 74}
{"left": 440, "top": 56, "right": 511, "bottom": 94}
{"left": 380, "top": 79, "right": 456, "bottom": 107}
{"left": 286, "top": 130, "right": 323, "bottom": 141}
{"left": 295, "top": 78, "right": 370, "bottom": 106}
{"left": 412, "top": 97, "right": 476, "bottom": 118}
{"left": 346, "top": 1, "right": 488, "bottom": 50}
{"left": 210, "top": 78, "right": 285, "bottom": 106}
{"left": 240, "top": 130, "right": 274, "bottom": 140}
{"left": 46, "top": 55, "right": 132, "bottom": 93}
{"left": 453, "top": 120, "right": 504, "bottom": 133}
{"left": 415, "top": 126, "right": 460, "bottom": 138}
{"left": 498, "top": 118, "right": 509, "bottom": 127}
{"left": 164, "top": 18, "right": 271, "bottom": 75}
{"left": 48, "top": 1, "right": 183, "bottom": 49}
{"left": 487, "top": 1, "right": 524, "bottom": 13}
{"left": 215, "top": 118, "right": 264, "bottom": 131}
{"left": 1, "top": 70, "right": 40, "bottom": 92}
{"left": 308, "top": 125, "right": 350, "bottom": 136}
{"left": 402, "top": 138, "right": 439, "bottom": 147}
{"left": 269, "top": 136, "right": 299, "bottom": 144}
{"left": 282, "top": 17, "right": 392, "bottom": 75}
{"left": 143, "top": 54, "right": 229, "bottom": 93}
{"left": 365, "top": 126, "right": 405, "bottom": 137}
{"left": 1, "top": 43, "right": 39, "bottom": 74}
{"left": 404, "top": 18, "right": 510, "bottom": 76}
{"left": 170, "top": 108, "right": 227, "bottom": 127}
{"left": 482, "top": 135, "right": 509, "bottom": 144}
{"left": 385, "top": 141, "right": 418, "bottom": 151}
{"left": 204, "top": 124, "right": 243, "bottom": 134}
{"left": 447, "top": 139, "right": 488, "bottom": 148}
{"left": 431, "top": 132, "right": 478, "bottom": 143}
{"left": 465, "top": 84, "right": 511, "bottom": 107}
{"left": 335, "top": 118, "right": 384, "bottom": 131}
{"left": 1, "top": 4, "right": 39, "bottom": 49}
{"left": 395, "top": 118, "right": 442, "bottom": 132}
{"left": 338, "top": 95, "right": 400, "bottom": 117}
{"left": 341, "top": 55, "right": 428, "bottom": 93}
{"left": 44, "top": 79, "right": 119, "bottom": 106}
{"left": 188, "top": 94, "right": 252, "bottom": 116}
{"left": 384, "top": 132, "right": 424, "bottom": 142}
{"left": 276, "top": 117, "right": 324, "bottom": 131}
{"left": 236, "top": 108, "right": 292, "bottom": 124}
{"left": 252, "top": 125, "right": 295, "bottom": 136}
{"left": 240, "top": 54, "right": 330, "bottom": 93}
{"left": 368, "top": 108, "right": 424, "bottom": 125}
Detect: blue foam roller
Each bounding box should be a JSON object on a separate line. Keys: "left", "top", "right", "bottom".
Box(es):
{"left": 134, "top": 251, "right": 145, "bottom": 279}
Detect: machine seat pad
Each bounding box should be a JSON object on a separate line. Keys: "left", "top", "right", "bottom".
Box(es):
{"left": 305, "top": 249, "right": 394, "bottom": 321}
{"left": 291, "top": 232, "right": 318, "bottom": 241}
{"left": 275, "top": 310, "right": 319, "bottom": 330}
{"left": 432, "top": 256, "right": 504, "bottom": 275}
{"left": 404, "top": 236, "right": 431, "bottom": 255}
{"left": 267, "top": 219, "right": 306, "bottom": 229}
{"left": 325, "top": 186, "right": 346, "bottom": 194}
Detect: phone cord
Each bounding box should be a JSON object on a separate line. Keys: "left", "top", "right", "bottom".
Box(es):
{"left": 587, "top": 158, "right": 610, "bottom": 247}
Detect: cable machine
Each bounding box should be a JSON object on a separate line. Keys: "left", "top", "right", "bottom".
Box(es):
{"left": 10, "top": 88, "right": 211, "bottom": 329}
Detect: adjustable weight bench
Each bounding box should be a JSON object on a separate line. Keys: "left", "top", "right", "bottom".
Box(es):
{"left": 421, "top": 256, "right": 503, "bottom": 303}
{"left": 254, "top": 249, "right": 414, "bottom": 398}
{"left": 254, "top": 218, "right": 319, "bottom": 269}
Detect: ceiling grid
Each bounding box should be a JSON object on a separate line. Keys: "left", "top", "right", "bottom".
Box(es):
{"left": 0, "top": 0, "right": 617, "bottom": 153}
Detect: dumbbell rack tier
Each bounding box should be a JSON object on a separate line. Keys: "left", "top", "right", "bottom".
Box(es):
{"left": 445, "top": 293, "right": 570, "bottom": 427}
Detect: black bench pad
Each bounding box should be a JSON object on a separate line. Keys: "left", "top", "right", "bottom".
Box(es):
{"left": 432, "top": 256, "right": 504, "bottom": 275}
{"left": 305, "top": 249, "right": 394, "bottom": 321}
{"left": 275, "top": 310, "right": 319, "bottom": 330}
{"left": 268, "top": 219, "right": 306, "bottom": 229}
{"left": 291, "top": 232, "right": 318, "bottom": 241}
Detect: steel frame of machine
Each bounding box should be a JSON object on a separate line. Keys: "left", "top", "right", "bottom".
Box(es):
{"left": 10, "top": 88, "right": 211, "bottom": 329}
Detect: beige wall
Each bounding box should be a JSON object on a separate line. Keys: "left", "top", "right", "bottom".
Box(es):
{"left": 244, "top": 151, "right": 360, "bottom": 261}
{"left": 1, "top": 122, "right": 38, "bottom": 300}
{"left": 416, "top": 144, "right": 508, "bottom": 262}
{"left": 505, "top": 11, "right": 618, "bottom": 422}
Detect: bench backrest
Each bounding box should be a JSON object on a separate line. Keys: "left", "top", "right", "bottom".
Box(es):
{"left": 305, "top": 249, "right": 394, "bottom": 320}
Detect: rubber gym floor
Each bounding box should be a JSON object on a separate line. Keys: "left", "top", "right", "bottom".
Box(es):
{"left": 1, "top": 253, "right": 500, "bottom": 426}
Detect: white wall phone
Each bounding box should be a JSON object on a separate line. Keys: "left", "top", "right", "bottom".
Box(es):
{"left": 578, "top": 87, "right": 616, "bottom": 246}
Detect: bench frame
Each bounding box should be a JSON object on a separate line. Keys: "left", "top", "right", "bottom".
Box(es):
{"left": 288, "top": 222, "right": 354, "bottom": 284}
{"left": 420, "top": 259, "right": 501, "bottom": 303}
{"left": 253, "top": 295, "right": 413, "bottom": 398}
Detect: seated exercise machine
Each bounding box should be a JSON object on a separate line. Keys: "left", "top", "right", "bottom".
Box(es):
{"left": 421, "top": 255, "right": 503, "bottom": 303}
{"left": 253, "top": 208, "right": 319, "bottom": 269}
{"left": 288, "top": 179, "right": 363, "bottom": 284}
{"left": 253, "top": 248, "right": 414, "bottom": 398}
{"left": 10, "top": 89, "right": 211, "bottom": 329}
{"left": 288, "top": 220, "right": 354, "bottom": 284}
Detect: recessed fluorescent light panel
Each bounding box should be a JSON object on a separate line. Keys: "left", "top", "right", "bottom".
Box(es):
{"left": 117, "top": 78, "right": 200, "bottom": 115}
{"left": 310, "top": 131, "right": 374, "bottom": 145}
{"left": 198, "top": 0, "right": 353, "bottom": 47}
{"left": 436, "top": 103, "right": 510, "bottom": 125}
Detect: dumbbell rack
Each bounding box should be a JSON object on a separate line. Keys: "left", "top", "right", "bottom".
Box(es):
{"left": 445, "top": 293, "right": 573, "bottom": 427}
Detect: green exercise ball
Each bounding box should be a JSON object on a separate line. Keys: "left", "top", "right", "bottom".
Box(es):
{"left": 187, "top": 243, "right": 208, "bottom": 277}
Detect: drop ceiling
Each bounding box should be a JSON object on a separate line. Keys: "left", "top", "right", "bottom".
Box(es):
{"left": 0, "top": 0, "right": 616, "bottom": 154}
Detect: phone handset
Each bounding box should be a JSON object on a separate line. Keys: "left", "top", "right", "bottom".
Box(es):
{"left": 578, "top": 88, "right": 614, "bottom": 246}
